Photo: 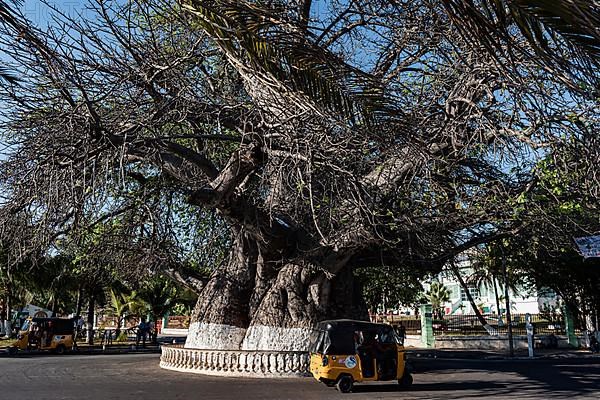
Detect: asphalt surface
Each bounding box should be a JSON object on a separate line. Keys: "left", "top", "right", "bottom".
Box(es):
{"left": 1, "top": 353, "right": 599, "bottom": 399}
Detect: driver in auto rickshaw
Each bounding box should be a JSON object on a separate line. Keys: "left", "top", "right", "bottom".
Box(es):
{"left": 41, "top": 321, "right": 52, "bottom": 348}
{"left": 361, "top": 330, "right": 397, "bottom": 378}
{"left": 28, "top": 323, "right": 40, "bottom": 350}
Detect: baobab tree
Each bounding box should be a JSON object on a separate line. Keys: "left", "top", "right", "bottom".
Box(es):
{"left": 0, "top": 0, "right": 598, "bottom": 351}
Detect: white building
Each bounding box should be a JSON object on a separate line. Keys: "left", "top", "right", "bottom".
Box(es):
{"left": 421, "top": 253, "right": 558, "bottom": 316}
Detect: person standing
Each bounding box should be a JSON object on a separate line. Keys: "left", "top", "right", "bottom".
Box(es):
{"left": 76, "top": 315, "right": 84, "bottom": 335}
{"left": 136, "top": 318, "right": 149, "bottom": 348}
{"left": 397, "top": 322, "right": 407, "bottom": 346}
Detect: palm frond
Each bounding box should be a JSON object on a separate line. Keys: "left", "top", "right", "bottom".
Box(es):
{"left": 441, "top": 0, "right": 600, "bottom": 94}
{"left": 510, "top": 0, "right": 600, "bottom": 58}
{"left": 0, "top": 0, "right": 23, "bottom": 84}
{"left": 0, "top": 0, "right": 23, "bottom": 29}
{"left": 181, "top": 0, "right": 389, "bottom": 126}
{"left": 0, "top": 66, "right": 18, "bottom": 83}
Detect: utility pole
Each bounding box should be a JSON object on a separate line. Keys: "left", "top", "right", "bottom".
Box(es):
{"left": 501, "top": 244, "right": 514, "bottom": 357}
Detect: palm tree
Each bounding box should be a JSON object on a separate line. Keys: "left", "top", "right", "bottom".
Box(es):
{"left": 469, "top": 255, "right": 503, "bottom": 315}
{"left": 450, "top": 261, "right": 500, "bottom": 334}
{"left": 129, "top": 277, "right": 180, "bottom": 343}
{"left": 182, "top": 0, "right": 386, "bottom": 127}
{"left": 471, "top": 268, "right": 502, "bottom": 314}
{"left": 108, "top": 289, "right": 136, "bottom": 339}
{"left": 425, "top": 282, "right": 451, "bottom": 319}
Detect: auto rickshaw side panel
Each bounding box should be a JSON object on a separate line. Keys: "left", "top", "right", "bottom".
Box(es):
{"left": 310, "top": 353, "right": 362, "bottom": 383}
{"left": 12, "top": 331, "right": 29, "bottom": 350}
{"left": 44, "top": 334, "right": 74, "bottom": 350}
{"left": 395, "top": 344, "right": 407, "bottom": 379}
{"left": 12, "top": 331, "right": 73, "bottom": 350}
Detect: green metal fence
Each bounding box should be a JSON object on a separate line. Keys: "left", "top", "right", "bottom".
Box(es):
{"left": 386, "top": 313, "right": 570, "bottom": 336}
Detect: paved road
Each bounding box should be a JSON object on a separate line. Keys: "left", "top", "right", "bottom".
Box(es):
{"left": 1, "top": 353, "right": 599, "bottom": 399}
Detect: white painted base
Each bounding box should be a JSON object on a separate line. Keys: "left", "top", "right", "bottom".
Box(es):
{"left": 185, "top": 322, "right": 247, "bottom": 350}
{"left": 241, "top": 326, "right": 315, "bottom": 352}
{"left": 185, "top": 323, "right": 316, "bottom": 352}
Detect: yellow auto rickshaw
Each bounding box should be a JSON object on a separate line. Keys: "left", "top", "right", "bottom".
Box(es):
{"left": 309, "top": 319, "right": 413, "bottom": 393}
{"left": 8, "top": 317, "right": 76, "bottom": 355}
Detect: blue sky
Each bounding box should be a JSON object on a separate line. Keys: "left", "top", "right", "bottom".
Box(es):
{"left": 17, "top": 0, "right": 330, "bottom": 31}
{"left": 20, "top": 0, "right": 92, "bottom": 27}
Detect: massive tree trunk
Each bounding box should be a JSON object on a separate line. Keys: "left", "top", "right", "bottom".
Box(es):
{"left": 185, "top": 226, "right": 367, "bottom": 351}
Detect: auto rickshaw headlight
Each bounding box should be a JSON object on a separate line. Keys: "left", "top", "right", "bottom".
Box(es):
{"left": 322, "top": 355, "right": 328, "bottom": 366}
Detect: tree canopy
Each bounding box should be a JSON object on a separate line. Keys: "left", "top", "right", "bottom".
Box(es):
{"left": 0, "top": 0, "right": 598, "bottom": 346}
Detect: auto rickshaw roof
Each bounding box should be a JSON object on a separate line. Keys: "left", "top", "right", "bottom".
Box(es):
{"left": 31, "top": 317, "right": 75, "bottom": 323}
{"left": 316, "top": 319, "right": 394, "bottom": 333}
{"left": 30, "top": 317, "right": 76, "bottom": 334}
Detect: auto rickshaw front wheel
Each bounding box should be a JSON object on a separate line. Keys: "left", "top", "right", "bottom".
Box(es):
{"left": 335, "top": 375, "right": 354, "bottom": 393}
{"left": 7, "top": 347, "right": 17, "bottom": 356}
{"left": 54, "top": 345, "right": 66, "bottom": 355}
{"left": 398, "top": 372, "right": 413, "bottom": 389}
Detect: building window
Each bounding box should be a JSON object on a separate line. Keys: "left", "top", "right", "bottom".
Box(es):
{"left": 479, "top": 285, "right": 488, "bottom": 297}
{"left": 461, "top": 286, "right": 479, "bottom": 302}
{"left": 449, "top": 285, "right": 460, "bottom": 300}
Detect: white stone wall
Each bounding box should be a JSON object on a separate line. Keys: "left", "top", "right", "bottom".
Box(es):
{"left": 403, "top": 334, "right": 423, "bottom": 348}
{"left": 433, "top": 335, "right": 576, "bottom": 350}
{"left": 160, "top": 345, "right": 311, "bottom": 378}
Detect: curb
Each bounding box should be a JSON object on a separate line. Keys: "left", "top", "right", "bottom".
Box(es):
{"left": 0, "top": 345, "right": 162, "bottom": 357}
{"left": 406, "top": 350, "right": 598, "bottom": 362}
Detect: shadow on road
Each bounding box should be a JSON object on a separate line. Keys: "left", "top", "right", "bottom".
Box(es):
{"left": 409, "top": 356, "right": 600, "bottom": 398}
{"left": 352, "top": 380, "right": 506, "bottom": 393}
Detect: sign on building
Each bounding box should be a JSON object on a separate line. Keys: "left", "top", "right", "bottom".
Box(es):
{"left": 574, "top": 235, "right": 600, "bottom": 259}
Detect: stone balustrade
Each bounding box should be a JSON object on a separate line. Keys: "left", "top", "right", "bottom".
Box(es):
{"left": 160, "top": 345, "right": 311, "bottom": 378}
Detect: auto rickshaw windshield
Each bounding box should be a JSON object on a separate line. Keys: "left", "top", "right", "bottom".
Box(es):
{"left": 309, "top": 329, "right": 356, "bottom": 355}
{"left": 309, "top": 330, "right": 326, "bottom": 353}
{"left": 378, "top": 329, "right": 401, "bottom": 344}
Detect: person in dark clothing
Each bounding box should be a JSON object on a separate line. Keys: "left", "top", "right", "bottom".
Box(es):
{"left": 136, "top": 318, "right": 150, "bottom": 348}
{"left": 590, "top": 333, "right": 600, "bottom": 353}
{"left": 397, "top": 323, "right": 407, "bottom": 345}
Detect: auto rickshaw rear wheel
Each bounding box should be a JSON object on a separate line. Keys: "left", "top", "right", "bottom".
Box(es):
{"left": 54, "top": 345, "right": 66, "bottom": 355}
{"left": 7, "top": 347, "right": 17, "bottom": 356}
{"left": 336, "top": 375, "right": 353, "bottom": 393}
{"left": 398, "top": 372, "right": 413, "bottom": 388}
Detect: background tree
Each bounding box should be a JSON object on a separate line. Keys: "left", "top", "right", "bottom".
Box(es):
{"left": 127, "top": 275, "right": 184, "bottom": 343}
{"left": 492, "top": 150, "right": 600, "bottom": 330}
{"left": 424, "top": 282, "right": 451, "bottom": 319}
{"left": 470, "top": 245, "right": 523, "bottom": 314}
{"left": 354, "top": 264, "right": 425, "bottom": 315}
